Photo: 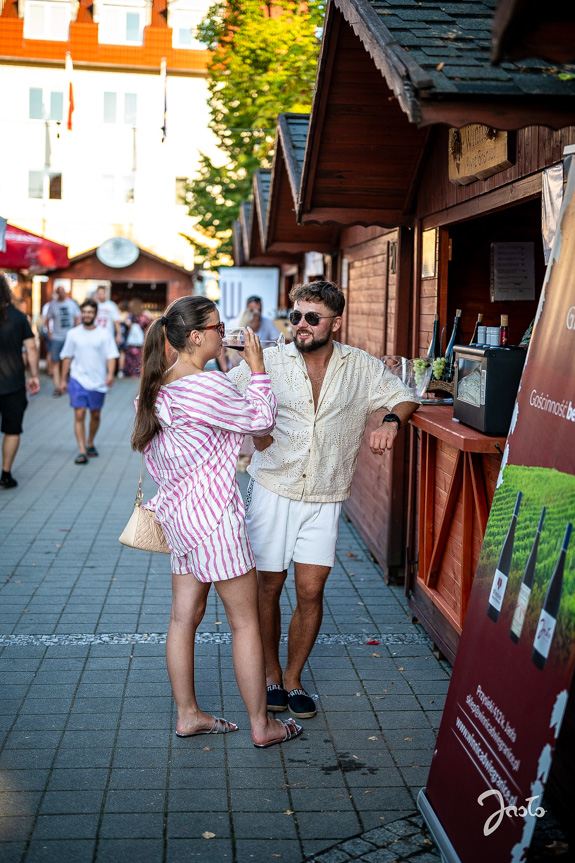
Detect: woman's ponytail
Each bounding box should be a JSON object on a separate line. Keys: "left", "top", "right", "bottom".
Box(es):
{"left": 131, "top": 318, "right": 169, "bottom": 451}
{"left": 131, "top": 295, "right": 216, "bottom": 451}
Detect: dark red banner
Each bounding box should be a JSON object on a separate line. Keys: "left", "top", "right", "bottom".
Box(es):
{"left": 420, "top": 154, "right": 575, "bottom": 861}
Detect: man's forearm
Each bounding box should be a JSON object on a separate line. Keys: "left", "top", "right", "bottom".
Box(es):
{"left": 61, "top": 358, "right": 71, "bottom": 380}
{"left": 26, "top": 342, "right": 39, "bottom": 378}
{"left": 386, "top": 400, "right": 420, "bottom": 427}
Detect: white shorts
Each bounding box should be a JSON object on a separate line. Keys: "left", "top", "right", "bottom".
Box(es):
{"left": 245, "top": 480, "right": 342, "bottom": 572}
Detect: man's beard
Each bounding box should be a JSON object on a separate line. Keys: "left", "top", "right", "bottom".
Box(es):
{"left": 294, "top": 329, "right": 331, "bottom": 353}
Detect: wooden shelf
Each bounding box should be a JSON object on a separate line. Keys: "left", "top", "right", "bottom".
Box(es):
{"left": 411, "top": 405, "right": 506, "bottom": 453}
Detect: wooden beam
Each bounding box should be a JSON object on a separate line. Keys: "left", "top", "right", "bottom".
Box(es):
{"left": 301, "top": 207, "right": 408, "bottom": 227}
{"left": 426, "top": 449, "right": 463, "bottom": 588}
{"left": 419, "top": 99, "right": 575, "bottom": 132}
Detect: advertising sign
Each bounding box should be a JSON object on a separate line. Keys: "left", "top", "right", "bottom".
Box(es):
{"left": 419, "top": 148, "right": 575, "bottom": 862}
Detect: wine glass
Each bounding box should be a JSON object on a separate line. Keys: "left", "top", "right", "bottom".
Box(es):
{"left": 222, "top": 328, "right": 286, "bottom": 352}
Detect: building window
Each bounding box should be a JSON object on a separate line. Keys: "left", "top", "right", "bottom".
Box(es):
{"left": 175, "top": 177, "right": 188, "bottom": 205}
{"left": 28, "top": 172, "right": 62, "bottom": 199}
{"left": 104, "top": 92, "right": 117, "bottom": 124}
{"left": 99, "top": 4, "right": 145, "bottom": 45}
{"left": 49, "top": 174, "right": 62, "bottom": 199}
{"left": 50, "top": 91, "right": 63, "bottom": 122}
{"left": 29, "top": 89, "right": 43, "bottom": 120}
{"left": 24, "top": 0, "right": 71, "bottom": 40}
{"left": 28, "top": 171, "right": 44, "bottom": 199}
{"left": 170, "top": 6, "right": 207, "bottom": 49}
{"left": 29, "top": 88, "right": 64, "bottom": 120}
{"left": 124, "top": 94, "right": 137, "bottom": 125}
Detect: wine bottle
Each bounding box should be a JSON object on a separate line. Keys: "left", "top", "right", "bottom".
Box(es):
{"left": 469, "top": 313, "right": 484, "bottom": 345}
{"left": 532, "top": 522, "right": 572, "bottom": 670}
{"left": 443, "top": 308, "right": 462, "bottom": 380}
{"left": 487, "top": 491, "right": 522, "bottom": 622}
{"left": 427, "top": 313, "right": 441, "bottom": 360}
{"left": 500, "top": 314, "right": 509, "bottom": 347}
{"left": 510, "top": 507, "right": 546, "bottom": 644}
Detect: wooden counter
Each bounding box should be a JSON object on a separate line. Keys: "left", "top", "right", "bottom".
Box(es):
{"left": 408, "top": 406, "right": 505, "bottom": 662}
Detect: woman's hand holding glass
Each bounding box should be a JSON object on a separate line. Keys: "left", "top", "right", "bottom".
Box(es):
{"left": 242, "top": 327, "right": 265, "bottom": 375}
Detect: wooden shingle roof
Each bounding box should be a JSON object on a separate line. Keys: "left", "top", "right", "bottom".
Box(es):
{"left": 334, "top": 0, "right": 575, "bottom": 127}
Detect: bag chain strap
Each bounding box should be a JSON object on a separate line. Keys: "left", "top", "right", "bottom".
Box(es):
{"left": 135, "top": 454, "right": 144, "bottom": 507}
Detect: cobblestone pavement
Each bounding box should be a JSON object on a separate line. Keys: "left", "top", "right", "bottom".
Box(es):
{"left": 0, "top": 375, "right": 566, "bottom": 863}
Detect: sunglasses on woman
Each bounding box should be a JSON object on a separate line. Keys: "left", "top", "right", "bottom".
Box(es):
{"left": 199, "top": 322, "right": 226, "bottom": 337}
{"left": 289, "top": 311, "right": 338, "bottom": 327}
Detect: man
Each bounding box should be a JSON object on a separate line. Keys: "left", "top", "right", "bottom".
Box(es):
{"left": 242, "top": 295, "right": 280, "bottom": 342}
{"left": 46, "top": 285, "right": 80, "bottom": 396}
{"left": 94, "top": 285, "right": 122, "bottom": 345}
{"left": 60, "top": 299, "right": 119, "bottom": 464}
{"left": 0, "top": 274, "right": 40, "bottom": 489}
{"left": 229, "top": 280, "right": 420, "bottom": 719}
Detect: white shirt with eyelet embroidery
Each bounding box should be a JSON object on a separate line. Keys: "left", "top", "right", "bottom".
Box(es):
{"left": 228, "top": 341, "right": 420, "bottom": 503}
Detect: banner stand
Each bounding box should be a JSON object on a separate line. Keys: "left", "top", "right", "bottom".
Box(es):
{"left": 417, "top": 789, "right": 461, "bottom": 863}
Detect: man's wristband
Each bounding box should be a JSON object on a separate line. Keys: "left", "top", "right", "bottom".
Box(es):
{"left": 382, "top": 413, "right": 401, "bottom": 430}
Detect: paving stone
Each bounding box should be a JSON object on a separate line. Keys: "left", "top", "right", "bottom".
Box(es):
{"left": 96, "top": 839, "right": 164, "bottom": 863}
{"left": 314, "top": 848, "right": 353, "bottom": 863}
{"left": 25, "top": 840, "right": 96, "bottom": 863}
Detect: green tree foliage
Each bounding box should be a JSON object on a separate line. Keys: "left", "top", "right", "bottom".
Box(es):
{"left": 186, "top": 0, "right": 324, "bottom": 265}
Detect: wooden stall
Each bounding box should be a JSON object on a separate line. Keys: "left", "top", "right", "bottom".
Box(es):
{"left": 44, "top": 246, "right": 196, "bottom": 313}
{"left": 293, "top": 0, "right": 575, "bottom": 637}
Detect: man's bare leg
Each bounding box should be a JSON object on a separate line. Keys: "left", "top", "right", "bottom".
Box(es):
{"left": 2, "top": 434, "right": 20, "bottom": 473}
{"left": 257, "top": 569, "right": 288, "bottom": 685}
{"left": 283, "top": 562, "right": 331, "bottom": 693}
{"left": 87, "top": 409, "right": 101, "bottom": 449}
{"left": 74, "top": 407, "right": 87, "bottom": 454}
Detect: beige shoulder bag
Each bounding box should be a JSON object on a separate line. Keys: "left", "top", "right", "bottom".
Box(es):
{"left": 119, "top": 456, "right": 170, "bottom": 554}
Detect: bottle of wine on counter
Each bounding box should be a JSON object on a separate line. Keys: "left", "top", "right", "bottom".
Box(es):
{"left": 469, "top": 313, "right": 484, "bottom": 345}
{"left": 487, "top": 491, "right": 522, "bottom": 622}
{"left": 532, "top": 522, "right": 572, "bottom": 670}
{"left": 427, "top": 313, "right": 441, "bottom": 360}
{"left": 443, "top": 308, "right": 463, "bottom": 379}
{"left": 510, "top": 507, "right": 546, "bottom": 644}
{"left": 500, "top": 314, "right": 509, "bottom": 346}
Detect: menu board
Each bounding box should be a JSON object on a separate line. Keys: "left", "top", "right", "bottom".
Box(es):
{"left": 491, "top": 242, "right": 536, "bottom": 301}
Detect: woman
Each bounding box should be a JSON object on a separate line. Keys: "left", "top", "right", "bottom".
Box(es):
{"left": 123, "top": 298, "right": 151, "bottom": 378}
{"left": 131, "top": 296, "right": 302, "bottom": 747}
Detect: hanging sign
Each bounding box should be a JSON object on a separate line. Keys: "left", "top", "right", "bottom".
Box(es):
{"left": 419, "top": 147, "right": 575, "bottom": 862}
{"left": 448, "top": 125, "right": 514, "bottom": 186}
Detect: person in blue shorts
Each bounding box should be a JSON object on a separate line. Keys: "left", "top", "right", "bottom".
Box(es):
{"left": 60, "top": 299, "right": 119, "bottom": 464}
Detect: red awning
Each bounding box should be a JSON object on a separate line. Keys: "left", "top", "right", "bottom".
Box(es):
{"left": 0, "top": 223, "right": 69, "bottom": 271}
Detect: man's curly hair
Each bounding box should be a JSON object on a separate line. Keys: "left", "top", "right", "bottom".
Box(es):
{"left": 288, "top": 280, "right": 345, "bottom": 317}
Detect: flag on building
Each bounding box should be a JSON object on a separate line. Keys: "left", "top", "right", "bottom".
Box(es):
{"left": 66, "top": 52, "right": 75, "bottom": 131}
{"left": 160, "top": 57, "right": 167, "bottom": 142}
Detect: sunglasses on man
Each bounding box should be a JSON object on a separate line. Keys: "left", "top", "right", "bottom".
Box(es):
{"left": 289, "top": 311, "right": 339, "bottom": 327}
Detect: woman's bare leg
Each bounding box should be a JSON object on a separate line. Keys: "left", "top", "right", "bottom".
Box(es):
{"left": 215, "top": 569, "right": 300, "bottom": 745}
{"left": 166, "top": 573, "right": 235, "bottom": 735}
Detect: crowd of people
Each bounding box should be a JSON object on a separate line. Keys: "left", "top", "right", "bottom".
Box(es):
{"left": 0, "top": 275, "right": 420, "bottom": 748}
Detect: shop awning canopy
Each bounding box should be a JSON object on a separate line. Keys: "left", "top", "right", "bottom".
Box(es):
{"left": 0, "top": 223, "right": 69, "bottom": 271}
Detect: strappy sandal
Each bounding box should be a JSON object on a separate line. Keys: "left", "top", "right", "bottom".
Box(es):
{"left": 175, "top": 716, "right": 238, "bottom": 738}
{"left": 74, "top": 454, "right": 88, "bottom": 464}
{"left": 253, "top": 718, "right": 303, "bottom": 748}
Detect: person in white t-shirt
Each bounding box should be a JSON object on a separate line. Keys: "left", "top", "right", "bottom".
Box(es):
{"left": 47, "top": 286, "right": 80, "bottom": 396}
{"left": 95, "top": 286, "right": 122, "bottom": 345}
{"left": 60, "top": 299, "right": 119, "bottom": 464}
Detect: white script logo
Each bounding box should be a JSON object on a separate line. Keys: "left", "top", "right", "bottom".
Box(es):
{"left": 567, "top": 306, "right": 575, "bottom": 331}
{"left": 478, "top": 789, "right": 545, "bottom": 836}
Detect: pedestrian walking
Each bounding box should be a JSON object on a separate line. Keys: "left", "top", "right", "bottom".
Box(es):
{"left": 46, "top": 285, "right": 80, "bottom": 396}
{"left": 94, "top": 285, "right": 122, "bottom": 345}
{"left": 229, "top": 280, "right": 421, "bottom": 718}
{"left": 60, "top": 299, "right": 119, "bottom": 464}
{"left": 0, "top": 273, "right": 40, "bottom": 489}
{"left": 131, "top": 295, "right": 302, "bottom": 747}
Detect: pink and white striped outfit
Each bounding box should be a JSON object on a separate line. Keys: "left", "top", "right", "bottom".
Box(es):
{"left": 142, "top": 371, "right": 276, "bottom": 581}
